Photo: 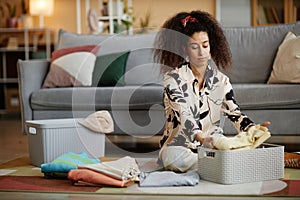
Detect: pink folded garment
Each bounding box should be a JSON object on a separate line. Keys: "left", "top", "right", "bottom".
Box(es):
{"left": 68, "top": 169, "right": 132, "bottom": 187}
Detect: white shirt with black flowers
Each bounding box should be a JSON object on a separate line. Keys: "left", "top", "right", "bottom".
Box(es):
{"left": 159, "top": 63, "right": 254, "bottom": 149}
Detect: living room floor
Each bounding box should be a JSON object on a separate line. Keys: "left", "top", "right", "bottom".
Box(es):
{"left": 0, "top": 113, "right": 299, "bottom": 200}
{"left": 0, "top": 113, "right": 161, "bottom": 164}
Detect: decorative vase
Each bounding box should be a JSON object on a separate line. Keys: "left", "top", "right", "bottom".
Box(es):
{"left": 7, "top": 17, "right": 18, "bottom": 28}
{"left": 20, "top": 15, "right": 33, "bottom": 28}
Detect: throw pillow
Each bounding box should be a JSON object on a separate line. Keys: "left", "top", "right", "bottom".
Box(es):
{"left": 92, "top": 51, "right": 130, "bottom": 86}
{"left": 42, "top": 45, "right": 100, "bottom": 88}
{"left": 268, "top": 32, "right": 300, "bottom": 84}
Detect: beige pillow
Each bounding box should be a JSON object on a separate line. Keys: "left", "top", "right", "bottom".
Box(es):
{"left": 268, "top": 32, "right": 300, "bottom": 84}
{"left": 78, "top": 110, "right": 114, "bottom": 133}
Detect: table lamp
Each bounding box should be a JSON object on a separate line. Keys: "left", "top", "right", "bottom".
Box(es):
{"left": 29, "top": 0, "right": 54, "bottom": 28}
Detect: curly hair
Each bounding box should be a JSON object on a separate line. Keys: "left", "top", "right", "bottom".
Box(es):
{"left": 154, "top": 10, "right": 232, "bottom": 73}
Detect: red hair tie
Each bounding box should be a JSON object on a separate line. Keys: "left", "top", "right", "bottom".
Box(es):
{"left": 181, "top": 16, "right": 198, "bottom": 27}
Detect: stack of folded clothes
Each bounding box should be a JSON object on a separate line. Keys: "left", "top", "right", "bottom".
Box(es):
{"left": 68, "top": 156, "right": 140, "bottom": 187}
{"left": 42, "top": 153, "right": 202, "bottom": 188}
{"left": 41, "top": 152, "right": 100, "bottom": 179}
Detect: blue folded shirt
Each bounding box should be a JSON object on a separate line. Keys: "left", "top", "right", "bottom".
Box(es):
{"left": 41, "top": 152, "right": 100, "bottom": 173}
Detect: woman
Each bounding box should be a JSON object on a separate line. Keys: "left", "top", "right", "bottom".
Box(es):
{"left": 154, "top": 10, "right": 270, "bottom": 172}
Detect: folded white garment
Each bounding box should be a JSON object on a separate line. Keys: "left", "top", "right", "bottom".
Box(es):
{"left": 213, "top": 124, "right": 271, "bottom": 150}
{"left": 78, "top": 156, "right": 140, "bottom": 181}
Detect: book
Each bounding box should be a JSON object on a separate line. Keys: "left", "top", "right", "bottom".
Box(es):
{"left": 257, "top": 4, "right": 268, "bottom": 25}
{"left": 271, "top": 6, "right": 280, "bottom": 23}
{"left": 6, "top": 37, "right": 18, "bottom": 50}
{"left": 265, "top": 7, "right": 276, "bottom": 24}
{"left": 294, "top": 6, "right": 298, "bottom": 22}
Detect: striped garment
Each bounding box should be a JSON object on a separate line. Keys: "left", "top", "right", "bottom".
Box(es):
{"left": 41, "top": 152, "right": 100, "bottom": 173}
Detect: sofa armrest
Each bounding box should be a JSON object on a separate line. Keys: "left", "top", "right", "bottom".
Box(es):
{"left": 17, "top": 59, "right": 50, "bottom": 134}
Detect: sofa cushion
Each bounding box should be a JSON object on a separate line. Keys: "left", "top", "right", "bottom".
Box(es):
{"left": 31, "top": 84, "right": 300, "bottom": 111}
{"left": 268, "top": 32, "right": 300, "bottom": 84}
{"left": 220, "top": 22, "right": 300, "bottom": 83}
{"left": 125, "top": 48, "right": 163, "bottom": 85}
{"left": 30, "top": 86, "right": 164, "bottom": 110}
{"left": 92, "top": 51, "right": 130, "bottom": 86}
{"left": 57, "top": 29, "right": 110, "bottom": 50}
{"left": 232, "top": 84, "right": 300, "bottom": 109}
{"left": 57, "top": 30, "right": 159, "bottom": 85}
{"left": 42, "top": 45, "right": 99, "bottom": 88}
{"left": 57, "top": 29, "right": 156, "bottom": 54}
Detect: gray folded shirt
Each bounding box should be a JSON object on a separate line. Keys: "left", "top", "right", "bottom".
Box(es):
{"left": 139, "top": 170, "right": 200, "bottom": 187}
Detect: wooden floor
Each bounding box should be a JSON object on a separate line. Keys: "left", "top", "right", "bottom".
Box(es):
{"left": 0, "top": 113, "right": 299, "bottom": 200}
{"left": 0, "top": 114, "right": 28, "bottom": 164}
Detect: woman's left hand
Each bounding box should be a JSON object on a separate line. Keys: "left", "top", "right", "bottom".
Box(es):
{"left": 260, "top": 121, "right": 271, "bottom": 127}
{"left": 246, "top": 121, "right": 270, "bottom": 131}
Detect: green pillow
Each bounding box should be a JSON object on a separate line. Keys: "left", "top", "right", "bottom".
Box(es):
{"left": 92, "top": 51, "right": 130, "bottom": 86}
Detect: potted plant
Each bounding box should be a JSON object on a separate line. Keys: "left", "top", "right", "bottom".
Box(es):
{"left": 139, "top": 9, "right": 152, "bottom": 34}
{"left": 0, "top": 2, "right": 18, "bottom": 28}
{"left": 121, "top": 6, "right": 135, "bottom": 34}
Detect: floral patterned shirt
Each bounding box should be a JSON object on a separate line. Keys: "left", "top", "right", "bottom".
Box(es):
{"left": 160, "top": 63, "right": 254, "bottom": 149}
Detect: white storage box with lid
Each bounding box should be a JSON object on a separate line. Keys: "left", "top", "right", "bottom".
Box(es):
{"left": 197, "top": 143, "right": 284, "bottom": 184}
{"left": 26, "top": 118, "right": 105, "bottom": 166}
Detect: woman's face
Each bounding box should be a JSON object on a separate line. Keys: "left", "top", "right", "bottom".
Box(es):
{"left": 186, "top": 31, "right": 211, "bottom": 69}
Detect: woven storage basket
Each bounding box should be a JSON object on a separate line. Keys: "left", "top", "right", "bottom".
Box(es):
{"left": 197, "top": 143, "right": 284, "bottom": 184}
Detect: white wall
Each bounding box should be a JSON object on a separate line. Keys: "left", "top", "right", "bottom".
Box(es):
{"left": 217, "top": 0, "right": 251, "bottom": 27}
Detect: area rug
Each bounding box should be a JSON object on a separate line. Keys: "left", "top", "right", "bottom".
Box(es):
{"left": 0, "top": 156, "right": 299, "bottom": 196}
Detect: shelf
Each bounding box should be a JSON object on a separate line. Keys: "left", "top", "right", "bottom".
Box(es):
{"left": 0, "top": 27, "right": 54, "bottom": 112}
{"left": 98, "top": 16, "right": 120, "bottom": 20}
{"left": 99, "top": 0, "right": 124, "bottom": 34}
{"left": 251, "top": 0, "right": 300, "bottom": 26}
{"left": 0, "top": 47, "right": 37, "bottom": 52}
{"left": 0, "top": 27, "right": 52, "bottom": 33}
{"left": 0, "top": 78, "right": 18, "bottom": 84}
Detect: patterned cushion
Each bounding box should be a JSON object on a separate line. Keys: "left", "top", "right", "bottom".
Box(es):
{"left": 42, "top": 45, "right": 100, "bottom": 88}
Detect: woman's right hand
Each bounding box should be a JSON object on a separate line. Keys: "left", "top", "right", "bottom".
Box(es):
{"left": 202, "top": 137, "right": 215, "bottom": 149}
{"left": 195, "top": 133, "right": 214, "bottom": 149}
{"left": 261, "top": 121, "right": 271, "bottom": 127}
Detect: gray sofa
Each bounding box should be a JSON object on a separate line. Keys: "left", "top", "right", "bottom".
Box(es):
{"left": 18, "top": 22, "right": 300, "bottom": 139}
